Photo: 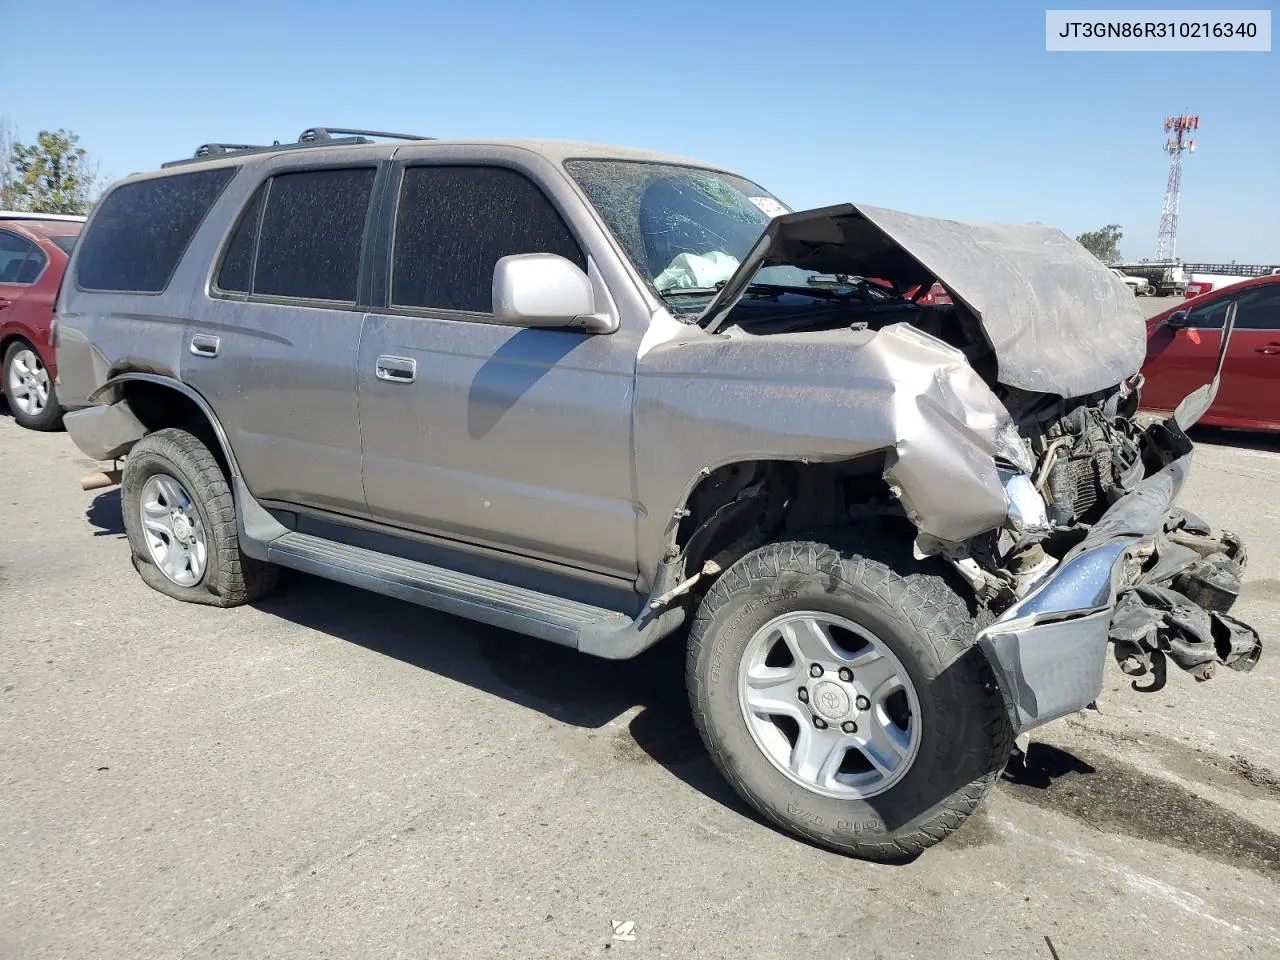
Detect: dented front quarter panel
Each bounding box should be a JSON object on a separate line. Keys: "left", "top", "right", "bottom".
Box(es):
{"left": 633, "top": 320, "right": 1015, "bottom": 576}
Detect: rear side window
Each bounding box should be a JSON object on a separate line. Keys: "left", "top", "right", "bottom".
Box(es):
{"left": 215, "top": 168, "right": 375, "bottom": 303}
{"left": 75, "top": 168, "right": 235, "bottom": 292}
{"left": 1235, "top": 287, "right": 1280, "bottom": 330}
{"left": 391, "top": 166, "right": 585, "bottom": 313}
{"left": 0, "top": 230, "right": 47, "bottom": 284}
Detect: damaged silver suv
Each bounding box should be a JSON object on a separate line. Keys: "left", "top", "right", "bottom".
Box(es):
{"left": 56, "top": 128, "right": 1262, "bottom": 860}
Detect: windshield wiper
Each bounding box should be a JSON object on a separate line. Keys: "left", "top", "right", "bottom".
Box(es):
{"left": 658, "top": 286, "right": 722, "bottom": 298}
{"left": 740, "top": 282, "right": 860, "bottom": 301}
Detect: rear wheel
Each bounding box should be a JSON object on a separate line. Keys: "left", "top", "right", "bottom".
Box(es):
{"left": 687, "top": 535, "right": 1011, "bottom": 860}
{"left": 121, "top": 428, "right": 278, "bottom": 606}
{"left": 4, "top": 340, "right": 62, "bottom": 431}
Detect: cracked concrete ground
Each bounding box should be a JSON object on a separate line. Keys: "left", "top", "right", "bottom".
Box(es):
{"left": 3, "top": 362, "right": 1278, "bottom": 959}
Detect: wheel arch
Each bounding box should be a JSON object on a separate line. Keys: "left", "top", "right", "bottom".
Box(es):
{"left": 648, "top": 452, "right": 911, "bottom": 609}
{"left": 88, "top": 373, "right": 241, "bottom": 478}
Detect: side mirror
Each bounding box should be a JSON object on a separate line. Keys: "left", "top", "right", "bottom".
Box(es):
{"left": 1164, "top": 310, "right": 1191, "bottom": 328}
{"left": 491, "top": 253, "right": 616, "bottom": 333}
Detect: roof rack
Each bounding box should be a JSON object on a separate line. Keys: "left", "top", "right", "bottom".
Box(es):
{"left": 298, "top": 127, "right": 431, "bottom": 143}
{"left": 161, "top": 126, "right": 434, "bottom": 169}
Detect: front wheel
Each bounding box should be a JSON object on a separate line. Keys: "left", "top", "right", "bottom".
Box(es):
{"left": 687, "top": 535, "right": 1011, "bottom": 860}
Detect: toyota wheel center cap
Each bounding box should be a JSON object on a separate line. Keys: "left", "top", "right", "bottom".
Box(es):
{"left": 812, "top": 680, "right": 852, "bottom": 721}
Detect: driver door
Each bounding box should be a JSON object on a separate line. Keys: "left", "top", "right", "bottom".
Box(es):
{"left": 356, "top": 162, "right": 639, "bottom": 579}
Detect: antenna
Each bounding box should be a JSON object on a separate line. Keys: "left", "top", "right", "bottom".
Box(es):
{"left": 1155, "top": 113, "right": 1198, "bottom": 261}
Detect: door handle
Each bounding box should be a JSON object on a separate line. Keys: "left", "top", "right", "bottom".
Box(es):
{"left": 1256, "top": 343, "right": 1280, "bottom": 355}
{"left": 375, "top": 355, "right": 416, "bottom": 383}
{"left": 189, "top": 334, "right": 221, "bottom": 357}
{"left": 0, "top": 298, "right": 11, "bottom": 309}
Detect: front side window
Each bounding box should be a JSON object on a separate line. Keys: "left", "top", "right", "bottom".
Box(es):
{"left": 391, "top": 165, "right": 585, "bottom": 313}
{"left": 0, "top": 230, "right": 46, "bottom": 284}
{"left": 75, "top": 168, "right": 235, "bottom": 292}
{"left": 215, "top": 167, "right": 375, "bottom": 303}
{"left": 565, "top": 159, "right": 801, "bottom": 308}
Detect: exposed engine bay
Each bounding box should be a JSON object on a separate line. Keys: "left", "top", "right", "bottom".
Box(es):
{"left": 734, "top": 294, "right": 1262, "bottom": 690}
{"left": 981, "top": 377, "right": 1261, "bottom": 689}
{"left": 659, "top": 200, "right": 1263, "bottom": 700}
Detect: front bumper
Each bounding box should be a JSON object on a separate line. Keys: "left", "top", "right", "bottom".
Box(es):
{"left": 976, "top": 454, "right": 1262, "bottom": 735}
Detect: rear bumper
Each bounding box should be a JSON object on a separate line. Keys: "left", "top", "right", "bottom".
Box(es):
{"left": 63, "top": 400, "right": 146, "bottom": 461}
{"left": 976, "top": 455, "right": 1261, "bottom": 735}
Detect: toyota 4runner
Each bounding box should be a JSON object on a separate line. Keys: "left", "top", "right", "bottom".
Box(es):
{"left": 55, "top": 127, "right": 1262, "bottom": 860}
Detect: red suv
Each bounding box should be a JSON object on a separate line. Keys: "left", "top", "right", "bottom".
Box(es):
{"left": 1141, "top": 273, "right": 1280, "bottom": 432}
{"left": 0, "top": 212, "right": 85, "bottom": 430}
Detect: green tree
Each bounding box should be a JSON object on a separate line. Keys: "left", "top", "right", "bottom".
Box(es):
{"left": 1076, "top": 224, "right": 1123, "bottom": 263}
{"left": 0, "top": 118, "right": 17, "bottom": 208}
{"left": 7, "top": 128, "right": 96, "bottom": 214}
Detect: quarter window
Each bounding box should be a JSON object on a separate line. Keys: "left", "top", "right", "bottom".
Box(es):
{"left": 0, "top": 230, "right": 46, "bottom": 284}
{"left": 215, "top": 167, "right": 375, "bottom": 304}
{"left": 391, "top": 166, "right": 586, "bottom": 313}
{"left": 75, "top": 168, "right": 235, "bottom": 292}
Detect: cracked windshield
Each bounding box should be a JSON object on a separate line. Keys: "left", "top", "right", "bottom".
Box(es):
{"left": 566, "top": 159, "right": 820, "bottom": 308}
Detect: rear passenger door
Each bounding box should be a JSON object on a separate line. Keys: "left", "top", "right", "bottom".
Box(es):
{"left": 185, "top": 160, "right": 381, "bottom": 517}
{"left": 1215, "top": 285, "right": 1280, "bottom": 426}
{"left": 356, "top": 161, "right": 638, "bottom": 579}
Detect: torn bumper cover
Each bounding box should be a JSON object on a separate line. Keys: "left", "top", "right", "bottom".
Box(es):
{"left": 976, "top": 454, "right": 1262, "bottom": 735}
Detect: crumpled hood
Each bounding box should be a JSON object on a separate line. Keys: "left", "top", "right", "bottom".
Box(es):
{"left": 698, "top": 202, "right": 1149, "bottom": 398}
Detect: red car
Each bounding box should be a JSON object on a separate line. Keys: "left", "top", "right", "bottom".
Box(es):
{"left": 0, "top": 212, "right": 84, "bottom": 430}
{"left": 1141, "top": 273, "right": 1280, "bottom": 432}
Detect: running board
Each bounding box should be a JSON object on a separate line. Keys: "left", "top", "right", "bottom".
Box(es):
{"left": 263, "top": 531, "right": 678, "bottom": 657}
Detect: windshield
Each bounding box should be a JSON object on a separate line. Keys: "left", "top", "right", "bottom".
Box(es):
{"left": 565, "top": 159, "right": 815, "bottom": 309}
{"left": 51, "top": 235, "right": 78, "bottom": 256}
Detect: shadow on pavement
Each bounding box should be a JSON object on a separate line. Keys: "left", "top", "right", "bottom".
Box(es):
{"left": 254, "top": 572, "right": 759, "bottom": 820}
{"left": 87, "top": 488, "right": 126, "bottom": 536}
{"left": 1190, "top": 425, "right": 1280, "bottom": 454}
{"left": 83, "top": 468, "right": 761, "bottom": 820}
{"left": 1001, "top": 742, "right": 1097, "bottom": 790}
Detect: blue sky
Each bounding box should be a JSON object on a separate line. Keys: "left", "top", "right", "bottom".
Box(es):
{"left": 2, "top": 0, "right": 1275, "bottom": 261}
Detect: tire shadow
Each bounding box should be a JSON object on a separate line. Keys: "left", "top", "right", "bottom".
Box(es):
{"left": 86, "top": 488, "right": 126, "bottom": 537}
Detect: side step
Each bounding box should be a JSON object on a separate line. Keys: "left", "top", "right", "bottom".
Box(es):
{"left": 265, "top": 531, "right": 642, "bottom": 651}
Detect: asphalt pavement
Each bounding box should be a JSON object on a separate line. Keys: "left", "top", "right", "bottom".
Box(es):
{"left": 3, "top": 322, "right": 1278, "bottom": 959}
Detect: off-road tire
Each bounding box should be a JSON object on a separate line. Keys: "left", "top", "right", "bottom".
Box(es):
{"left": 3, "top": 340, "right": 63, "bottom": 431}
{"left": 687, "top": 533, "right": 1012, "bottom": 860}
{"left": 121, "top": 427, "right": 279, "bottom": 606}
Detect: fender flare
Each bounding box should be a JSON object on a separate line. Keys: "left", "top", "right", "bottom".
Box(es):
{"left": 87, "top": 372, "right": 287, "bottom": 555}
{"left": 88, "top": 372, "right": 243, "bottom": 479}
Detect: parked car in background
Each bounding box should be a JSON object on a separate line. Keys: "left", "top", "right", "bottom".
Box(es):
{"left": 1110, "top": 267, "right": 1152, "bottom": 296}
{"left": 0, "top": 212, "right": 85, "bottom": 430}
{"left": 1142, "top": 274, "right": 1280, "bottom": 432}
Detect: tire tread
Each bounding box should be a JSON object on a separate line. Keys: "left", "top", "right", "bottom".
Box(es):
{"left": 686, "top": 530, "right": 1011, "bottom": 860}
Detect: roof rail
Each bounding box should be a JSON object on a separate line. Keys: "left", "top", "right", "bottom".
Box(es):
{"left": 161, "top": 126, "right": 433, "bottom": 169}
{"left": 194, "top": 142, "right": 272, "bottom": 158}
{"left": 298, "top": 127, "right": 431, "bottom": 143}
